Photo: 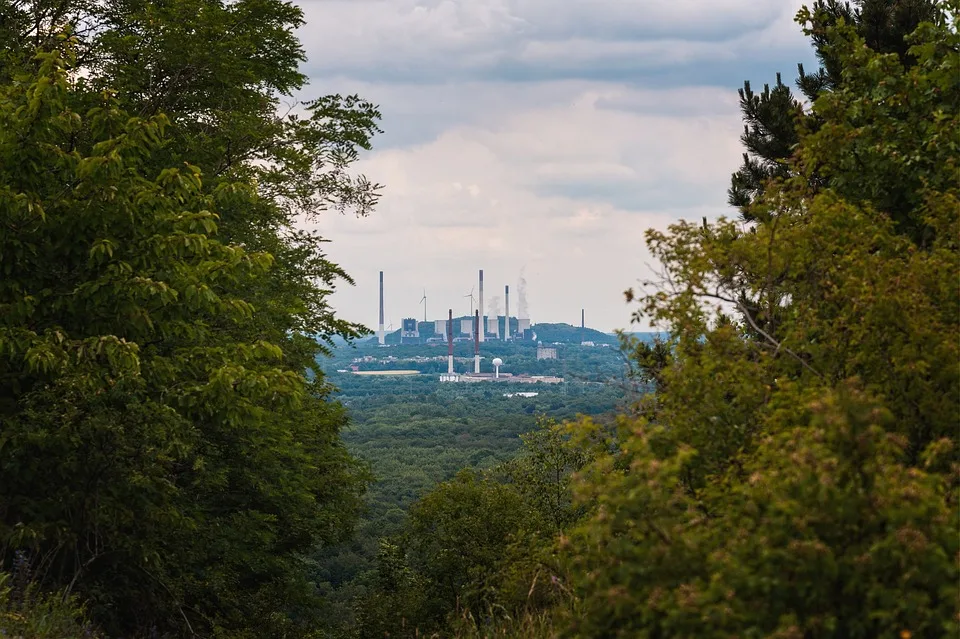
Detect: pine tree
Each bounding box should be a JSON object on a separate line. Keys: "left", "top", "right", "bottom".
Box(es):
{"left": 729, "top": 0, "right": 940, "bottom": 218}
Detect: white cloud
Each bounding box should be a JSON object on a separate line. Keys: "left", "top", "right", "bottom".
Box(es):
{"left": 289, "top": 1, "right": 820, "bottom": 331}
{"left": 308, "top": 82, "right": 742, "bottom": 330}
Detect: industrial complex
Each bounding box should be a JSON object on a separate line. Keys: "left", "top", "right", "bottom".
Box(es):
{"left": 377, "top": 269, "right": 539, "bottom": 346}
{"left": 373, "top": 269, "right": 573, "bottom": 384}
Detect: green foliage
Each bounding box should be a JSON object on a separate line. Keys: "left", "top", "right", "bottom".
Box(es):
{"left": 0, "top": 31, "right": 371, "bottom": 639}
{"left": 310, "top": 360, "right": 625, "bottom": 636}
{"left": 331, "top": 340, "right": 629, "bottom": 381}
{"left": 555, "top": 6, "right": 960, "bottom": 637}
{"left": 499, "top": 419, "right": 591, "bottom": 535}
{"left": 404, "top": 470, "right": 532, "bottom": 627}
{"left": 348, "top": 417, "right": 599, "bottom": 638}
{"left": 634, "top": 5, "right": 959, "bottom": 471}
{"left": 0, "top": 559, "right": 101, "bottom": 638}
{"left": 729, "top": 0, "right": 941, "bottom": 215}
{"left": 528, "top": 324, "right": 618, "bottom": 345}
{"left": 563, "top": 388, "right": 958, "bottom": 638}
{"left": 351, "top": 540, "right": 429, "bottom": 639}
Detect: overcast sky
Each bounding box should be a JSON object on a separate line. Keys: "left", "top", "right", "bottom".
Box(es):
{"left": 296, "top": 0, "right": 818, "bottom": 332}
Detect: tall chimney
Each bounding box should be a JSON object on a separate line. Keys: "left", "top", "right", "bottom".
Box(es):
{"left": 504, "top": 285, "right": 510, "bottom": 341}
{"left": 581, "top": 308, "right": 585, "bottom": 329}
{"left": 474, "top": 309, "right": 480, "bottom": 374}
{"left": 447, "top": 308, "right": 454, "bottom": 374}
{"left": 378, "top": 271, "right": 385, "bottom": 345}
{"left": 478, "top": 270, "right": 485, "bottom": 343}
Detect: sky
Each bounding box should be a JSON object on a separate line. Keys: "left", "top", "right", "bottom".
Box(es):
{"left": 295, "top": 0, "right": 818, "bottom": 332}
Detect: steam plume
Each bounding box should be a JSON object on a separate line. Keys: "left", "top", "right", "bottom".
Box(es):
{"left": 517, "top": 268, "right": 529, "bottom": 318}
{"left": 488, "top": 295, "right": 501, "bottom": 317}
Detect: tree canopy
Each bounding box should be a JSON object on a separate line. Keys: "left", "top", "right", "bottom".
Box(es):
{"left": 728, "top": 0, "right": 941, "bottom": 219}
{"left": 0, "top": 0, "right": 382, "bottom": 633}
{"left": 568, "top": 4, "right": 959, "bottom": 636}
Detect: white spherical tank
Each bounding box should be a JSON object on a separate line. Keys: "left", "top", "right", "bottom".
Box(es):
{"left": 492, "top": 357, "right": 503, "bottom": 366}
{"left": 492, "top": 357, "right": 503, "bottom": 378}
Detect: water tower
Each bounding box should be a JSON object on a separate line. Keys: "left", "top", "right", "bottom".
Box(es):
{"left": 492, "top": 357, "right": 503, "bottom": 379}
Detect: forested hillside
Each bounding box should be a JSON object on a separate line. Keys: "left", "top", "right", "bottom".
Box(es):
{"left": 307, "top": 341, "right": 633, "bottom": 630}
{"left": 0, "top": 1, "right": 957, "bottom": 638}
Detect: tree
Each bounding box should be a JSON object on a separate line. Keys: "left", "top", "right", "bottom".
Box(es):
{"left": 350, "top": 540, "right": 428, "bottom": 639}
{"left": 729, "top": 0, "right": 941, "bottom": 217}
{"left": 562, "top": 389, "right": 958, "bottom": 638}
{"left": 0, "top": 31, "right": 373, "bottom": 639}
{"left": 500, "top": 418, "right": 591, "bottom": 535}
{"left": 556, "top": 4, "right": 958, "bottom": 636}
{"left": 405, "top": 469, "right": 533, "bottom": 627}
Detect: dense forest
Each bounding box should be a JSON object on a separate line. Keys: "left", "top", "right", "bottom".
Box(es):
{"left": 0, "top": 0, "right": 957, "bottom": 638}
{"left": 311, "top": 342, "right": 634, "bottom": 632}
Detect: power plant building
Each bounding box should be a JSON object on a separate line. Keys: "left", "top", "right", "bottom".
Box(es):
{"left": 401, "top": 317, "right": 419, "bottom": 344}
{"left": 401, "top": 318, "right": 418, "bottom": 336}
{"left": 537, "top": 344, "right": 558, "bottom": 360}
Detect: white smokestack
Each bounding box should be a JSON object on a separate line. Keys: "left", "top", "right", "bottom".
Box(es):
{"left": 478, "top": 270, "right": 485, "bottom": 343}
{"left": 378, "top": 271, "right": 385, "bottom": 345}
{"left": 447, "top": 309, "right": 454, "bottom": 374}
{"left": 474, "top": 310, "right": 480, "bottom": 373}
{"left": 504, "top": 285, "right": 510, "bottom": 341}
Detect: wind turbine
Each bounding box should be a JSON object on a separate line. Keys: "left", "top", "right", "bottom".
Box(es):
{"left": 420, "top": 289, "right": 427, "bottom": 322}
{"left": 464, "top": 287, "right": 476, "bottom": 315}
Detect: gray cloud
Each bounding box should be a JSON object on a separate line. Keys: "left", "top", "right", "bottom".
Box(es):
{"left": 298, "top": 0, "right": 813, "bottom": 86}
{"left": 295, "top": 1, "right": 822, "bottom": 330}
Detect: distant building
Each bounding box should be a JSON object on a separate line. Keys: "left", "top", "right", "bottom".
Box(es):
{"left": 537, "top": 344, "right": 558, "bottom": 360}
{"left": 401, "top": 317, "right": 420, "bottom": 344}
{"left": 401, "top": 318, "right": 419, "bottom": 337}
{"left": 513, "top": 375, "right": 564, "bottom": 384}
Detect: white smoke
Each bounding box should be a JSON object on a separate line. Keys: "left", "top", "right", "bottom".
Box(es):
{"left": 517, "top": 268, "right": 529, "bottom": 319}
{"left": 488, "top": 295, "right": 502, "bottom": 317}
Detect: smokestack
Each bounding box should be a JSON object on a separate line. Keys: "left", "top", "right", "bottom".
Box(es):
{"left": 581, "top": 308, "right": 585, "bottom": 329}
{"left": 505, "top": 285, "right": 510, "bottom": 341}
{"left": 378, "top": 271, "right": 385, "bottom": 345}
{"left": 474, "top": 309, "right": 480, "bottom": 374}
{"left": 447, "top": 308, "right": 454, "bottom": 374}
{"left": 478, "top": 270, "right": 485, "bottom": 343}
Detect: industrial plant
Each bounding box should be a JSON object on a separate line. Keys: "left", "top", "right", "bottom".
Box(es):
{"left": 375, "top": 269, "right": 565, "bottom": 384}
{"left": 377, "top": 269, "right": 538, "bottom": 346}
